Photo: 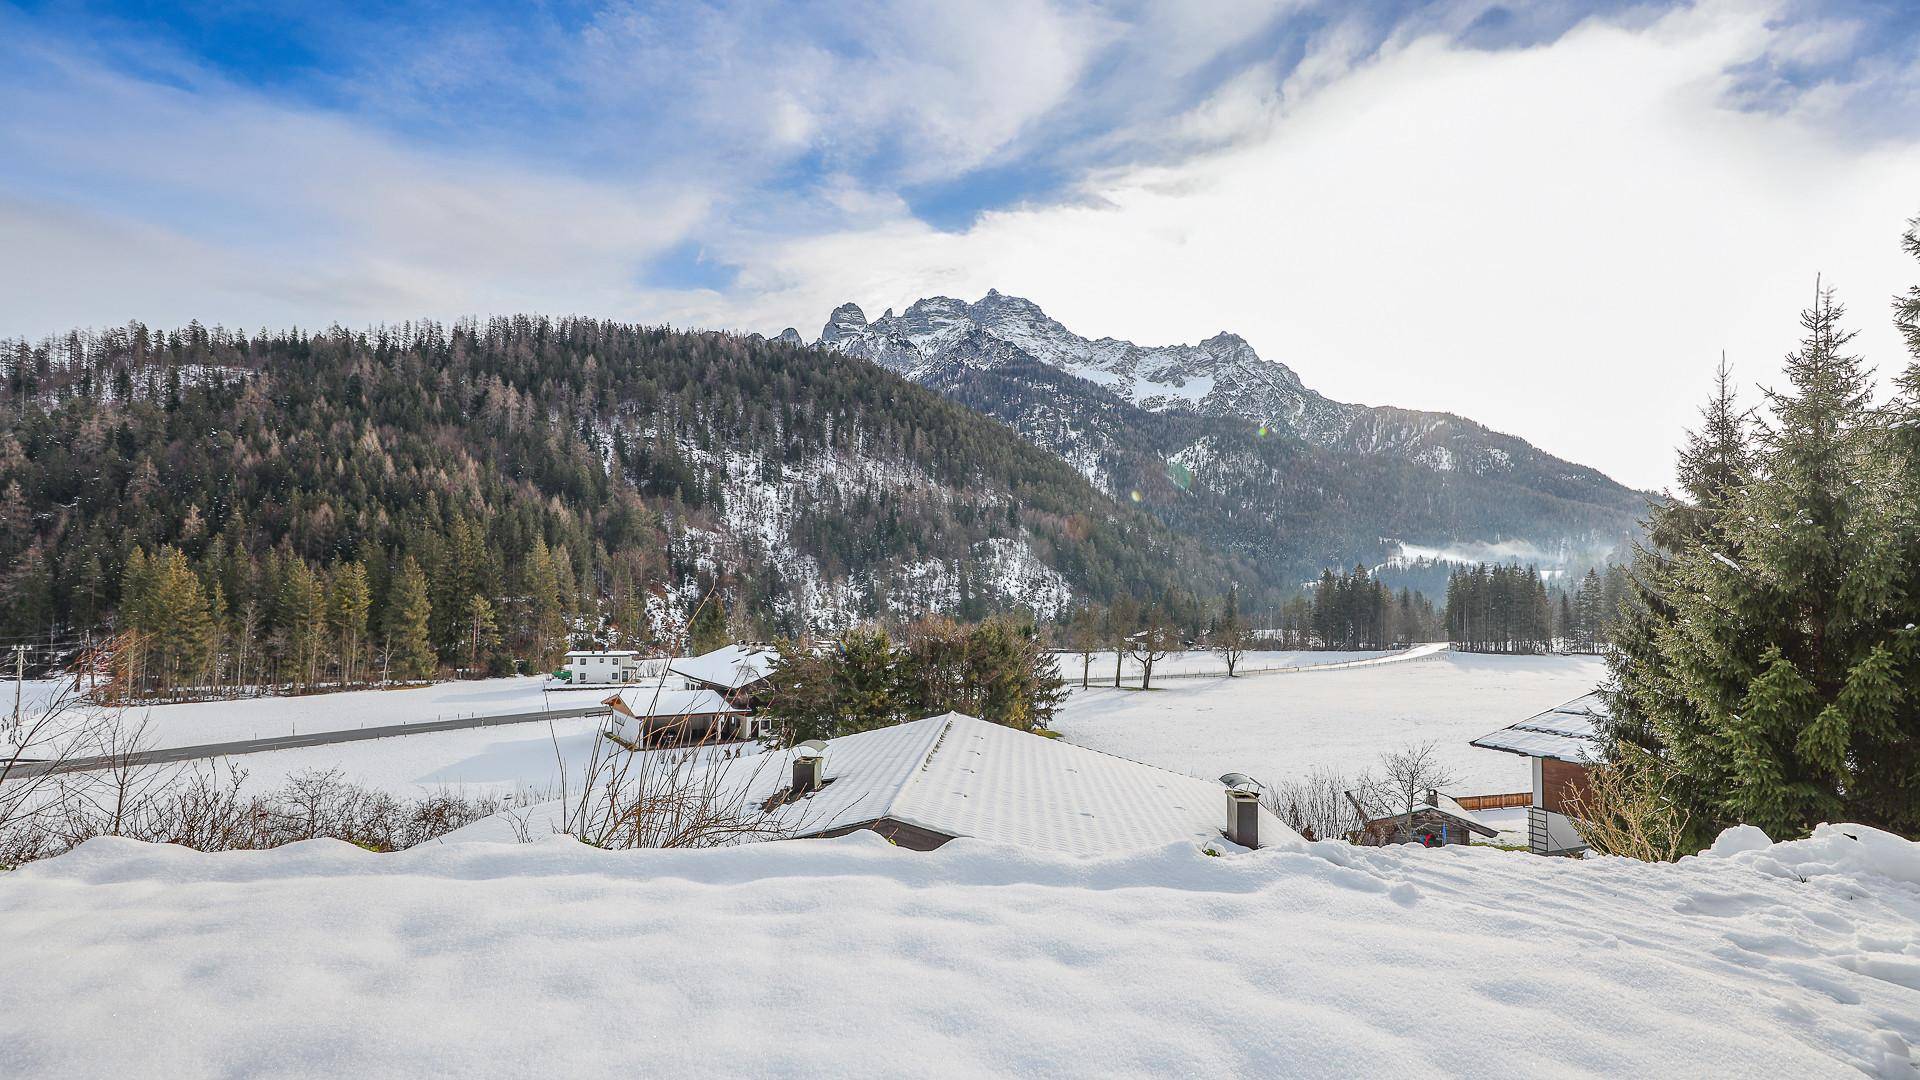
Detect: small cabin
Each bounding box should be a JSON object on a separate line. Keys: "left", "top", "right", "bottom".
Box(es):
{"left": 602, "top": 687, "right": 765, "bottom": 748}
{"left": 1352, "top": 789, "right": 1498, "bottom": 847}
{"left": 1470, "top": 692, "right": 1603, "bottom": 855}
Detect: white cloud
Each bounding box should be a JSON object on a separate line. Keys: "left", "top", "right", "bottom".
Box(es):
{"left": 665, "top": 1, "right": 1920, "bottom": 490}
{"left": 0, "top": 46, "right": 710, "bottom": 332}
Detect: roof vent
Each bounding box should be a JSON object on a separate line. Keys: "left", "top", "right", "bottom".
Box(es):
{"left": 792, "top": 740, "right": 828, "bottom": 796}
{"left": 1219, "top": 773, "right": 1263, "bottom": 849}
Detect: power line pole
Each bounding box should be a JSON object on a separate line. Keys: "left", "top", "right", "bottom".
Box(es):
{"left": 10, "top": 643, "right": 26, "bottom": 739}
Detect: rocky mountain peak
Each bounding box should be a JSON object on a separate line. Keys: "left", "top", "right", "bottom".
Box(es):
{"left": 819, "top": 302, "right": 869, "bottom": 346}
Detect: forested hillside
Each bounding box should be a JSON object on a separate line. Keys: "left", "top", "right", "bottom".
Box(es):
{"left": 0, "top": 318, "right": 1260, "bottom": 678}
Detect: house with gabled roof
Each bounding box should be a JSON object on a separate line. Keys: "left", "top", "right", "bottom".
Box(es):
{"left": 752, "top": 712, "right": 1294, "bottom": 854}
{"left": 1352, "top": 789, "right": 1500, "bottom": 847}
{"left": 669, "top": 644, "right": 780, "bottom": 708}
{"left": 602, "top": 686, "right": 759, "bottom": 747}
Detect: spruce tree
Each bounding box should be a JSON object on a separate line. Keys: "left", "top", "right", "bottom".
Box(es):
{"left": 687, "top": 594, "right": 730, "bottom": 655}
{"left": 465, "top": 594, "right": 500, "bottom": 675}
{"left": 384, "top": 556, "right": 436, "bottom": 682}
{"left": 1609, "top": 283, "right": 1920, "bottom": 841}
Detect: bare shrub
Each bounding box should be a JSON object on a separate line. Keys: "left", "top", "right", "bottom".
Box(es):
{"left": 3, "top": 709, "right": 498, "bottom": 865}
{"left": 1260, "top": 767, "right": 1368, "bottom": 842}
{"left": 558, "top": 724, "right": 790, "bottom": 850}
{"left": 1568, "top": 749, "right": 1692, "bottom": 862}
{"left": 1, "top": 676, "right": 98, "bottom": 866}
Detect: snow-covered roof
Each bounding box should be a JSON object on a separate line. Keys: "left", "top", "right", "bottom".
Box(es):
{"left": 669, "top": 645, "right": 780, "bottom": 690}
{"left": 754, "top": 713, "right": 1297, "bottom": 854}
{"left": 566, "top": 650, "right": 641, "bottom": 658}
{"left": 1366, "top": 792, "right": 1498, "bottom": 837}
{"left": 1471, "top": 692, "right": 1606, "bottom": 763}
{"left": 602, "top": 687, "right": 743, "bottom": 718}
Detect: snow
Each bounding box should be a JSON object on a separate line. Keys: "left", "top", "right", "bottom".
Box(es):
{"left": 670, "top": 644, "right": 780, "bottom": 690}
{"left": 1056, "top": 647, "right": 1400, "bottom": 683}
{"left": 3, "top": 825, "right": 1917, "bottom": 1076}
{"left": 1055, "top": 650, "right": 1609, "bottom": 796}
{"left": 163, "top": 716, "right": 618, "bottom": 802}
{"left": 605, "top": 686, "right": 740, "bottom": 719}
{"left": 1471, "top": 691, "right": 1605, "bottom": 763}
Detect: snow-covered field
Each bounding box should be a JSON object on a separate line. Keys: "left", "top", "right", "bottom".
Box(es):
{"left": 1055, "top": 649, "right": 1609, "bottom": 795}
{"left": 3, "top": 824, "right": 1915, "bottom": 1076}
{"left": 1057, "top": 647, "right": 1402, "bottom": 683}
{"left": 25, "top": 676, "right": 588, "bottom": 751}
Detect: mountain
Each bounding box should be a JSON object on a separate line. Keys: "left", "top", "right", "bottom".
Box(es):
{"left": 816, "top": 291, "right": 1645, "bottom": 574}
{"left": 0, "top": 318, "right": 1265, "bottom": 655}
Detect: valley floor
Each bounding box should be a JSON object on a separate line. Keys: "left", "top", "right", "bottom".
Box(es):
{"left": 2, "top": 824, "right": 1915, "bottom": 1077}
{"left": 1055, "top": 648, "right": 1608, "bottom": 797}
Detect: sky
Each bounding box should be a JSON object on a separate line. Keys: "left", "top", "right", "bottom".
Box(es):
{"left": 3, "top": 0, "right": 1919, "bottom": 490}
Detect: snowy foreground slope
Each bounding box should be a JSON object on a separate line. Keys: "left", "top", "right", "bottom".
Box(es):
{"left": 4, "top": 828, "right": 1918, "bottom": 1077}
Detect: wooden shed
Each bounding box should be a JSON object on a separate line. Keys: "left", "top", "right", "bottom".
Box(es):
{"left": 1351, "top": 789, "right": 1499, "bottom": 847}
{"left": 1470, "top": 692, "right": 1603, "bottom": 855}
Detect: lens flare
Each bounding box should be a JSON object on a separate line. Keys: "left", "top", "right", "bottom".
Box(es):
{"left": 1129, "top": 489, "right": 1143, "bottom": 503}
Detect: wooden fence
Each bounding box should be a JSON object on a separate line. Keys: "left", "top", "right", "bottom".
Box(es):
{"left": 1452, "top": 791, "right": 1532, "bottom": 811}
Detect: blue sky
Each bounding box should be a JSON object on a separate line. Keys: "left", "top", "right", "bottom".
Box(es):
{"left": 4, "top": 0, "right": 1920, "bottom": 487}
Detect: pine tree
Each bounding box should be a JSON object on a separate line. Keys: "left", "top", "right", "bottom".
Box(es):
{"left": 688, "top": 593, "right": 730, "bottom": 655}
{"left": 277, "top": 558, "right": 325, "bottom": 689}
{"left": 384, "top": 556, "right": 436, "bottom": 682}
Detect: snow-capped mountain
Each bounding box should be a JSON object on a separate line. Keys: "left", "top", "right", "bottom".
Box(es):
{"left": 814, "top": 290, "right": 1645, "bottom": 569}
{"left": 818, "top": 290, "right": 1354, "bottom": 441}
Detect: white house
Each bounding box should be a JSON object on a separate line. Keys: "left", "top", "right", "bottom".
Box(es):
{"left": 563, "top": 650, "right": 671, "bottom": 687}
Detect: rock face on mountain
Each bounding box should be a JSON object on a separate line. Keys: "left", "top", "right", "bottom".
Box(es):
{"left": 816, "top": 290, "right": 1643, "bottom": 569}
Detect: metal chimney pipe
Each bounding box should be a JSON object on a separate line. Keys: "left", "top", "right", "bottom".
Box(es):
{"left": 1219, "top": 773, "right": 1261, "bottom": 849}
{"left": 792, "top": 741, "right": 827, "bottom": 796}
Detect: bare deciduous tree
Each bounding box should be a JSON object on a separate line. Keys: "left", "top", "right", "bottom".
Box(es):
{"left": 1347, "top": 741, "right": 1458, "bottom": 845}
{"left": 1126, "top": 607, "right": 1182, "bottom": 690}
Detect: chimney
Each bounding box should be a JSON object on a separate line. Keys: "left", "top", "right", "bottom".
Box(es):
{"left": 1218, "top": 773, "right": 1262, "bottom": 849}
{"left": 791, "top": 740, "right": 827, "bottom": 796}
{"left": 1425, "top": 788, "right": 1438, "bottom": 808}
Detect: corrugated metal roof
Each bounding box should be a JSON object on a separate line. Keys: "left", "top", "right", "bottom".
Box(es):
{"left": 757, "top": 713, "right": 1295, "bottom": 854}
{"left": 1470, "top": 691, "right": 1606, "bottom": 763}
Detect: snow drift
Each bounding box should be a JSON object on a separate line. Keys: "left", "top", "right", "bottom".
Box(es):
{"left": 1, "top": 825, "right": 1916, "bottom": 1076}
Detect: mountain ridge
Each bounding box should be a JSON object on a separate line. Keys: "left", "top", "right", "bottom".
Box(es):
{"left": 813, "top": 290, "right": 1644, "bottom": 572}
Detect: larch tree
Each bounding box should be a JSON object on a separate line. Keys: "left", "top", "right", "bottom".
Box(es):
{"left": 326, "top": 562, "right": 371, "bottom": 688}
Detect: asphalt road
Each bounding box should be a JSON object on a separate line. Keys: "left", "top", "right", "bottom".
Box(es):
{"left": 7, "top": 704, "right": 611, "bottom": 777}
